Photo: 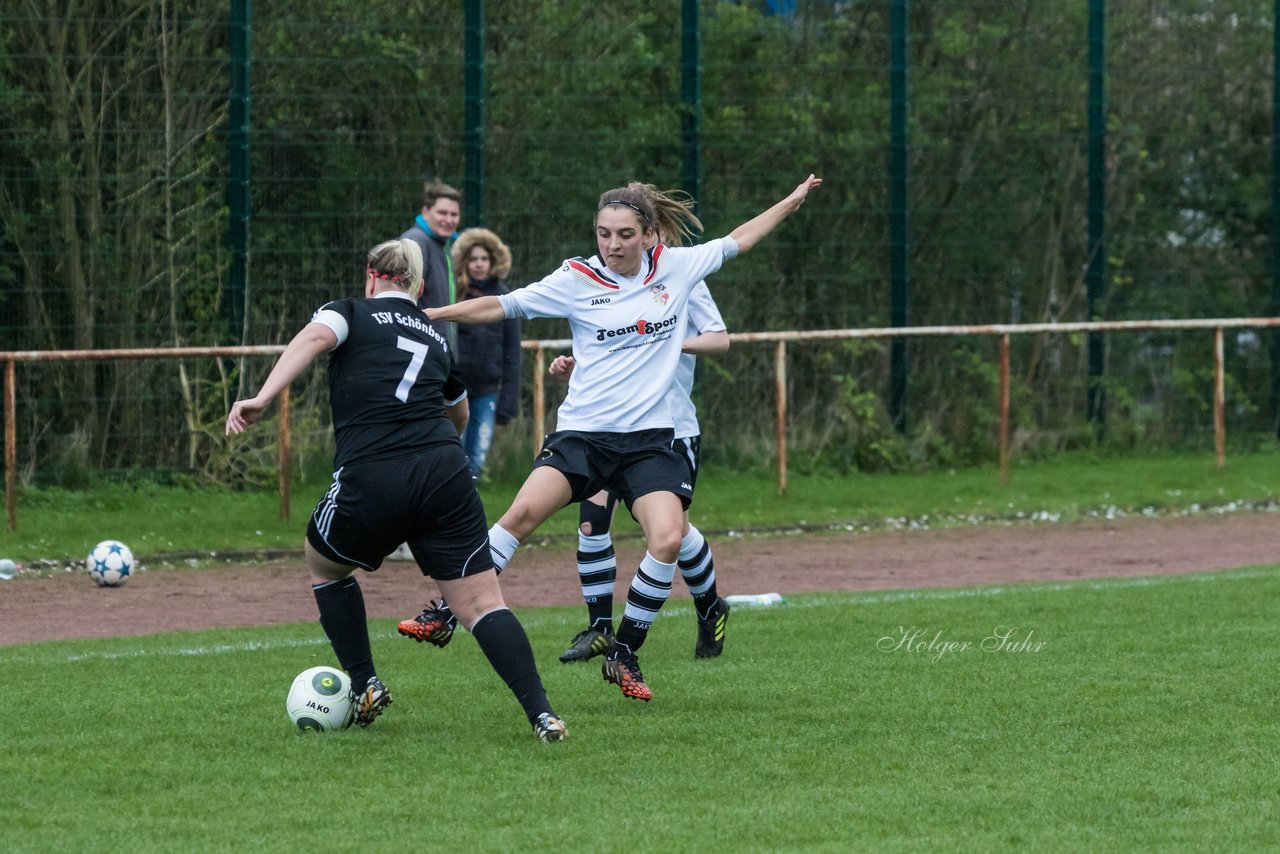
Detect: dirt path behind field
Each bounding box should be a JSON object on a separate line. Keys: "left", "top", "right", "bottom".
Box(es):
{"left": 1, "top": 512, "right": 1275, "bottom": 646}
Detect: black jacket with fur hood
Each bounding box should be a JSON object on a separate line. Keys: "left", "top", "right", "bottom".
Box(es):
{"left": 452, "top": 229, "right": 522, "bottom": 423}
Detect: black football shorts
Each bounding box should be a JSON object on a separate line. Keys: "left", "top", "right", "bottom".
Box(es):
{"left": 306, "top": 444, "right": 493, "bottom": 580}
{"left": 533, "top": 428, "right": 693, "bottom": 511}
{"left": 672, "top": 434, "right": 702, "bottom": 495}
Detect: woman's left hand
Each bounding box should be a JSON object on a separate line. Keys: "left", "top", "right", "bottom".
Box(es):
{"left": 790, "top": 174, "right": 823, "bottom": 208}
{"left": 549, "top": 355, "right": 576, "bottom": 379}
{"left": 226, "top": 398, "right": 266, "bottom": 435}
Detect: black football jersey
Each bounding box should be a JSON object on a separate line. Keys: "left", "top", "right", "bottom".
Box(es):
{"left": 317, "top": 293, "right": 465, "bottom": 467}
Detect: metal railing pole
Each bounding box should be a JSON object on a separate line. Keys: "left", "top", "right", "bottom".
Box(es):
{"left": 1214, "top": 327, "right": 1226, "bottom": 469}
{"left": 278, "top": 385, "right": 291, "bottom": 520}
{"left": 999, "top": 334, "right": 1010, "bottom": 486}
{"left": 775, "top": 339, "right": 788, "bottom": 495}
{"left": 533, "top": 345, "right": 546, "bottom": 457}
{"left": 5, "top": 360, "right": 15, "bottom": 532}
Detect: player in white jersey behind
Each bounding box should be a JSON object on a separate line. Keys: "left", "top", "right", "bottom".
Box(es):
{"left": 398, "top": 174, "right": 821, "bottom": 701}
{"left": 555, "top": 270, "right": 731, "bottom": 663}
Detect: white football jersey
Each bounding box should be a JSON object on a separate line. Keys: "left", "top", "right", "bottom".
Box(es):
{"left": 500, "top": 238, "right": 737, "bottom": 433}
{"left": 671, "top": 282, "right": 727, "bottom": 440}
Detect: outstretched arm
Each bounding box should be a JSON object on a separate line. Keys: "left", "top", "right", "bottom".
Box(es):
{"left": 226, "top": 322, "right": 337, "bottom": 434}
{"left": 728, "top": 174, "right": 823, "bottom": 254}
{"left": 426, "top": 296, "right": 507, "bottom": 324}
{"left": 681, "top": 330, "right": 730, "bottom": 355}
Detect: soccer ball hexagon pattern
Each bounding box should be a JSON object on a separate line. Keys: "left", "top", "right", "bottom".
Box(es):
{"left": 86, "top": 540, "right": 134, "bottom": 587}
{"left": 285, "top": 666, "right": 354, "bottom": 732}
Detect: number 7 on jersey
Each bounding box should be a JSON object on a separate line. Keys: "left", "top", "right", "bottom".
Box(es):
{"left": 394, "top": 336, "right": 429, "bottom": 402}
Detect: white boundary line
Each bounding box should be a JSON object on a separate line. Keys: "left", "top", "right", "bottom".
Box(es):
{"left": 6, "top": 565, "right": 1277, "bottom": 667}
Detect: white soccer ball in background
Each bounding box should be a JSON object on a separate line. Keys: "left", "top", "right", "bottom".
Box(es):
{"left": 86, "top": 540, "right": 134, "bottom": 587}
{"left": 285, "top": 666, "right": 354, "bottom": 732}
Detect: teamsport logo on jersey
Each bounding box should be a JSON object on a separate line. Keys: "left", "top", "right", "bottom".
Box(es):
{"left": 595, "top": 313, "right": 681, "bottom": 342}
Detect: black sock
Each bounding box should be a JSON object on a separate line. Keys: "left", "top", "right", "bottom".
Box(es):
{"left": 577, "top": 535, "right": 616, "bottom": 634}
{"left": 613, "top": 618, "right": 647, "bottom": 658}
{"left": 679, "top": 529, "right": 719, "bottom": 619}
{"left": 693, "top": 591, "right": 719, "bottom": 621}
{"left": 471, "top": 609, "right": 554, "bottom": 723}
{"left": 611, "top": 553, "right": 673, "bottom": 657}
{"left": 313, "top": 576, "right": 375, "bottom": 693}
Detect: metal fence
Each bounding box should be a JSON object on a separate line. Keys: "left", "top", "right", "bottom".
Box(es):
{"left": 6, "top": 317, "right": 1276, "bottom": 532}
{"left": 3, "top": 2, "right": 1280, "bottom": 471}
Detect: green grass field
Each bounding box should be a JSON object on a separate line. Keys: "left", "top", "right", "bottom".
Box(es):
{"left": 5, "top": 566, "right": 1279, "bottom": 851}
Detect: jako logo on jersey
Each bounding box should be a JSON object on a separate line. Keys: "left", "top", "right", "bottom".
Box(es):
{"left": 590, "top": 297, "right": 611, "bottom": 305}
{"left": 595, "top": 314, "right": 680, "bottom": 342}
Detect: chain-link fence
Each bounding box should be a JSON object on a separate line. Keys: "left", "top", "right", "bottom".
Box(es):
{"left": 2, "top": 1, "right": 1277, "bottom": 485}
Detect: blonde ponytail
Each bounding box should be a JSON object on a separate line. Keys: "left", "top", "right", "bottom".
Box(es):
{"left": 366, "top": 239, "right": 425, "bottom": 301}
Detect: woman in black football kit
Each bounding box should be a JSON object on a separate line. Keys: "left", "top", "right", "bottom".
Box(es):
{"left": 400, "top": 175, "right": 822, "bottom": 702}
{"left": 226, "top": 238, "right": 566, "bottom": 742}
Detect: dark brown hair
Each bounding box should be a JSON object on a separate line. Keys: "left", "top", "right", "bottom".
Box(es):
{"left": 596, "top": 183, "right": 702, "bottom": 247}
{"left": 421, "top": 180, "right": 462, "bottom": 210}
{"left": 451, "top": 228, "right": 513, "bottom": 300}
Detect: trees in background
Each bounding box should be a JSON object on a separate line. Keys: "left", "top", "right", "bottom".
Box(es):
{"left": 0, "top": 1, "right": 227, "bottom": 479}
{"left": 0, "top": 0, "right": 1274, "bottom": 483}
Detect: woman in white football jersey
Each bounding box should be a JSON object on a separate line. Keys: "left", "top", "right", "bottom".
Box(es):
{"left": 553, "top": 277, "right": 731, "bottom": 665}
{"left": 399, "top": 174, "right": 821, "bottom": 701}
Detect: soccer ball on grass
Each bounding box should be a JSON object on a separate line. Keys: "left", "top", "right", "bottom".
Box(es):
{"left": 286, "top": 666, "right": 354, "bottom": 732}
{"left": 86, "top": 540, "right": 134, "bottom": 587}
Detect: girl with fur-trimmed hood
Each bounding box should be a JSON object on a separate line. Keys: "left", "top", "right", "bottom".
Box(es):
{"left": 451, "top": 228, "right": 521, "bottom": 479}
